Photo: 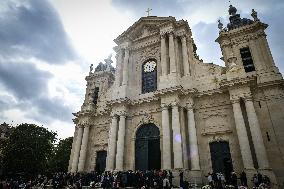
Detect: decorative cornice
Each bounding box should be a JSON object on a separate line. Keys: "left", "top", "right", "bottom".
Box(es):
{"left": 106, "top": 97, "right": 130, "bottom": 106}
{"left": 256, "top": 79, "right": 284, "bottom": 89}
{"left": 201, "top": 129, "right": 232, "bottom": 136}
{"left": 220, "top": 75, "right": 256, "bottom": 89}
{"left": 155, "top": 85, "right": 197, "bottom": 96}
{"left": 114, "top": 17, "right": 176, "bottom": 44}
{"left": 107, "top": 95, "right": 160, "bottom": 107}
{"left": 196, "top": 89, "right": 224, "bottom": 97}
{"left": 131, "top": 36, "right": 160, "bottom": 51}
{"left": 72, "top": 107, "right": 111, "bottom": 118}
{"left": 131, "top": 96, "right": 159, "bottom": 105}
{"left": 216, "top": 21, "right": 268, "bottom": 44}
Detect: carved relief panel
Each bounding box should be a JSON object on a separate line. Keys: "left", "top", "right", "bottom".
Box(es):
{"left": 201, "top": 108, "right": 232, "bottom": 136}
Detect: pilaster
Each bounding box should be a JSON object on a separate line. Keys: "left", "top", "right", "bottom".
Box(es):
{"left": 169, "top": 32, "right": 176, "bottom": 74}
{"left": 172, "top": 103, "right": 183, "bottom": 169}
{"left": 77, "top": 124, "right": 90, "bottom": 172}
{"left": 71, "top": 124, "right": 84, "bottom": 173}
{"left": 115, "top": 113, "right": 127, "bottom": 171}
{"left": 161, "top": 104, "right": 171, "bottom": 169}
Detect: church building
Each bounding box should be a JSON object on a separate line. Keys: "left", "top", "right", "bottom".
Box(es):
{"left": 69, "top": 5, "right": 284, "bottom": 186}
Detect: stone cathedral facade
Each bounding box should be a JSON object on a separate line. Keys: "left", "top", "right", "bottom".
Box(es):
{"left": 69, "top": 5, "right": 284, "bottom": 186}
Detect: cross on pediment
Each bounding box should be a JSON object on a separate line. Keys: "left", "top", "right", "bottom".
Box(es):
{"left": 146, "top": 8, "right": 152, "bottom": 17}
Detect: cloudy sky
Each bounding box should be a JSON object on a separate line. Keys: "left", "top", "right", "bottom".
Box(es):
{"left": 0, "top": 0, "right": 283, "bottom": 139}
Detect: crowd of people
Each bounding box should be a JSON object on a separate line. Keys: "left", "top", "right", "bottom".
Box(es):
{"left": 0, "top": 170, "right": 272, "bottom": 189}
{"left": 0, "top": 170, "right": 174, "bottom": 189}
{"left": 206, "top": 171, "right": 271, "bottom": 189}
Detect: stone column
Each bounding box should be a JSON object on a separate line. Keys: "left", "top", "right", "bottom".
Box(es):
{"left": 180, "top": 108, "right": 189, "bottom": 169}
{"left": 244, "top": 97, "right": 270, "bottom": 169}
{"left": 77, "top": 125, "right": 90, "bottom": 172}
{"left": 161, "top": 104, "right": 171, "bottom": 169}
{"left": 161, "top": 35, "right": 167, "bottom": 76}
{"left": 231, "top": 99, "right": 255, "bottom": 170}
{"left": 122, "top": 48, "right": 129, "bottom": 85}
{"left": 115, "top": 114, "right": 126, "bottom": 170}
{"left": 169, "top": 32, "right": 176, "bottom": 73}
{"left": 181, "top": 36, "right": 190, "bottom": 76}
{"left": 115, "top": 50, "right": 123, "bottom": 86}
{"left": 106, "top": 115, "right": 118, "bottom": 170}
{"left": 172, "top": 104, "right": 183, "bottom": 169}
{"left": 71, "top": 125, "right": 84, "bottom": 173}
{"left": 186, "top": 104, "right": 201, "bottom": 170}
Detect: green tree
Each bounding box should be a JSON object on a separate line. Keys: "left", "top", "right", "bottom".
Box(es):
{"left": 2, "top": 123, "right": 57, "bottom": 176}
{"left": 49, "top": 137, "right": 73, "bottom": 172}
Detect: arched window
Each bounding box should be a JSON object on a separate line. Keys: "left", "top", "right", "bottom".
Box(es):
{"left": 142, "top": 59, "right": 157, "bottom": 93}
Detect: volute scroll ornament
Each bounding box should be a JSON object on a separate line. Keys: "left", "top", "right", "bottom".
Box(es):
{"left": 160, "top": 103, "right": 169, "bottom": 110}
{"left": 243, "top": 95, "right": 253, "bottom": 102}
{"left": 110, "top": 112, "right": 118, "bottom": 119}
{"left": 160, "top": 34, "right": 167, "bottom": 39}
{"left": 76, "top": 124, "right": 84, "bottom": 129}
{"left": 230, "top": 98, "right": 240, "bottom": 104}
{"left": 168, "top": 31, "right": 175, "bottom": 37}
{"left": 117, "top": 110, "right": 127, "bottom": 117}
{"left": 186, "top": 102, "right": 194, "bottom": 110}
{"left": 171, "top": 101, "right": 180, "bottom": 107}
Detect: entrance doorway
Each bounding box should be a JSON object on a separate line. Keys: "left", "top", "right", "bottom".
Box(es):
{"left": 135, "top": 123, "right": 161, "bottom": 170}
{"left": 210, "top": 141, "right": 233, "bottom": 179}
{"left": 95, "top": 150, "right": 107, "bottom": 174}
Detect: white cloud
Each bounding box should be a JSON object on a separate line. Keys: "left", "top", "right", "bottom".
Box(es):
{"left": 2, "top": 108, "right": 41, "bottom": 126}
{"left": 50, "top": 0, "right": 135, "bottom": 67}
{"left": 48, "top": 120, "right": 75, "bottom": 139}
{"left": 1, "top": 0, "right": 283, "bottom": 139}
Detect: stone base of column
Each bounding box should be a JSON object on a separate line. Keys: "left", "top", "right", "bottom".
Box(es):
{"left": 259, "top": 168, "right": 278, "bottom": 189}
{"left": 244, "top": 168, "right": 257, "bottom": 188}
{"left": 171, "top": 169, "right": 182, "bottom": 187}
{"left": 171, "top": 169, "right": 203, "bottom": 187}
{"left": 186, "top": 170, "right": 203, "bottom": 185}
{"left": 244, "top": 168, "right": 278, "bottom": 189}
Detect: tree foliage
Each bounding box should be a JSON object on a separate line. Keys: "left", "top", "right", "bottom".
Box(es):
{"left": 2, "top": 123, "right": 57, "bottom": 176}
{"left": 49, "top": 137, "right": 73, "bottom": 173}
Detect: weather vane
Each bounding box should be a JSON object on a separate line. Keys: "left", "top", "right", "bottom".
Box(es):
{"left": 146, "top": 8, "right": 152, "bottom": 17}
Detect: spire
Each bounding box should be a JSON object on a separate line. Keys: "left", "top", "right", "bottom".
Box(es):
{"left": 226, "top": 4, "right": 253, "bottom": 31}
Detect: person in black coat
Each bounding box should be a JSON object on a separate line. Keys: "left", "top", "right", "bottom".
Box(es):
{"left": 240, "top": 171, "right": 247, "bottom": 187}
{"left": 168, "top": 170, "right": 173, "bottom": 188}
{"left": 179, "top": 170, "right": 184, "bottom": 188}
{"left": 231, "top": 172, "right": 238, "bottom": 189}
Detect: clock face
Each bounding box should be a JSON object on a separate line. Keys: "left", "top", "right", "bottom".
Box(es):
{"left": 143, "top": 61, "right": 156, "bottom": 73}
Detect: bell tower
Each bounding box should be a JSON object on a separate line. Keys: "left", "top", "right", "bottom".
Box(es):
{"left": 81, "top": 55, "right": 115, "bottom": 112}
{"left": 216, "top": 5, "right": 283, "bottom": 83}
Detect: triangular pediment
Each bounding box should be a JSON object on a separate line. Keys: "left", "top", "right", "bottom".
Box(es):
{"left": 114, "top": 16, "right": 176, "bottom": 44}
